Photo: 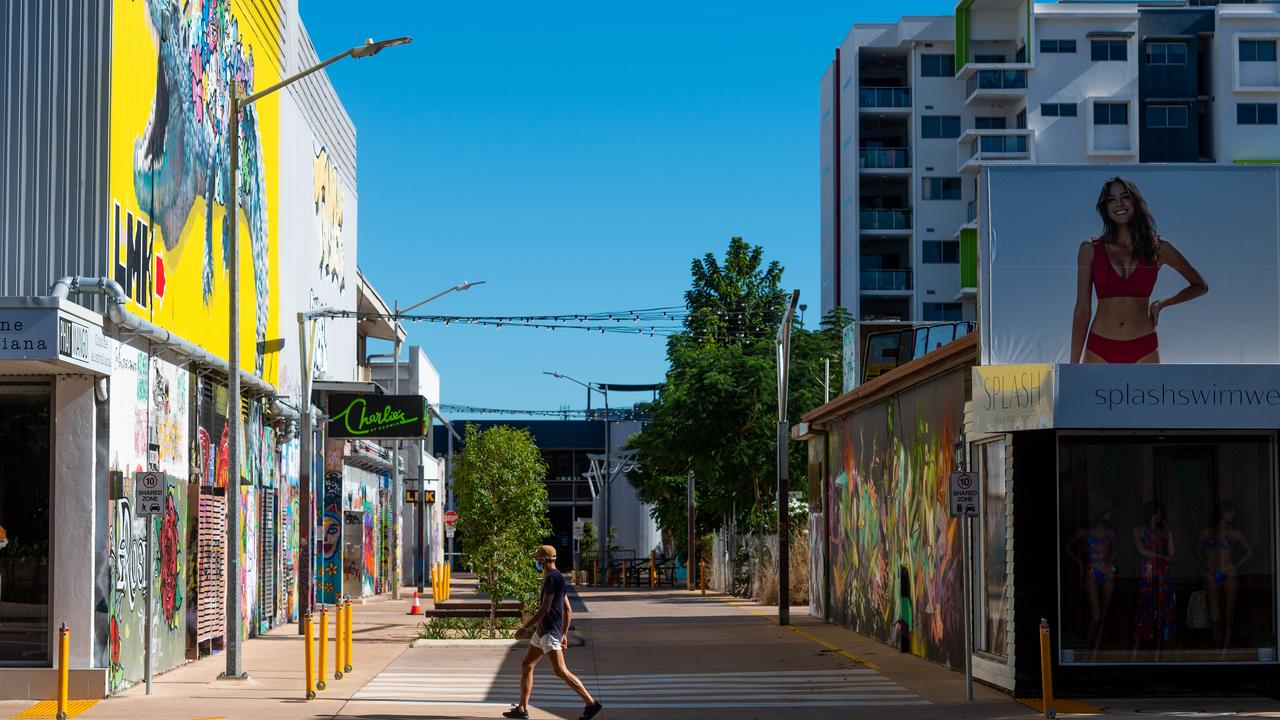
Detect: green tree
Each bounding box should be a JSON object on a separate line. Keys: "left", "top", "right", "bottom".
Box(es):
{"left": 627, "top": 238, "right": 846, "bottom": 551}
{"left": 453, "top": 424, "right": 551, "bottom": 635}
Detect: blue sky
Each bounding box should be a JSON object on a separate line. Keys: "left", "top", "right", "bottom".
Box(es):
{"left": 300, "top": 1, "right": 951, "bottom": 417}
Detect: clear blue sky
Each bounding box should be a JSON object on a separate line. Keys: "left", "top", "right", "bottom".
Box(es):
{"left": 300, "top": 1, "right": 951, "bottom": 417}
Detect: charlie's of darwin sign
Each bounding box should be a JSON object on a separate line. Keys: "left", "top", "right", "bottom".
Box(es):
{"left": 327, "top": 394, "right": 428, "bottom": 438}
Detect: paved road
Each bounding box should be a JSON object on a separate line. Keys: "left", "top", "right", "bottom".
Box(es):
{"left": 337, "top": 587, "right": 1023, "bottom": 720}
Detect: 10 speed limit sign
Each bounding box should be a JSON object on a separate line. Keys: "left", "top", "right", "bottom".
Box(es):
{"left": 949, "top": 471, "right": 979, "bottom": 518}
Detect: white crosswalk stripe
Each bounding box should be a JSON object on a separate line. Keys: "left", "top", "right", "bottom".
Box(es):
{"left": 351, "top": 668, "right": 931, "bottom": 708}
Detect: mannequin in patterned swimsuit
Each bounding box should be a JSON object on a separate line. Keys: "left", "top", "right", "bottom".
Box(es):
{"left": 1199, "top": 502, "right": 1253, "bottom": 650}
{"left": 1068, "top": 506, "right": 1119, "bottom": 659}
{"left": 1071, "top": 177, "right": 1208, "bottom": 364}
{"left": 1132, "top": 502, "right": 1176, "bottom": 657}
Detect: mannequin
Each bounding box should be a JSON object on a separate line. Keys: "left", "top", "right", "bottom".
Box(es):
{"left": 1067, "top": 504, "right": 1119, "bottom": 659}
{"left": 1132, "top": 502, "right": 1175, "bottom": 658}
{"left": 1199, "top": 502, "right": 1253, "bottom": 650}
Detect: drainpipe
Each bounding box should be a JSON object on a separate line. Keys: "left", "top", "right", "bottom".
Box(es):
{"left": 49, "top": 276, "right": 298, "bottom": 421}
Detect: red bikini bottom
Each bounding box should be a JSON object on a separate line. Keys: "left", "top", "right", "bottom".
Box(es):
{"left": 1086, "top": 332, "right": 1158, "bottom": 363}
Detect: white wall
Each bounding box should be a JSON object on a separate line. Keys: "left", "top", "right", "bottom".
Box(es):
{"left": 913, "top": 39, "right": 967, "bottom": 318}
{"left": 820, "top": 61, "right": 837, "bottom": 316}
{"left": 1216, "top": 15, "right": 1280, "bottom": 162}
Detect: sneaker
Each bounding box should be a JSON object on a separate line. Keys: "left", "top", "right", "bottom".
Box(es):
{"left": 503, "top": 706, "right": 529, "bottom": 719}
{"left": 580, "top": 701, "right": 603, "bottom": 719}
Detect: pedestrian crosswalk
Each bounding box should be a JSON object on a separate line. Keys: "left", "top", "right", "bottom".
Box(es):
{"left": 350, "top": 668, "right": 930, "bottom": 709}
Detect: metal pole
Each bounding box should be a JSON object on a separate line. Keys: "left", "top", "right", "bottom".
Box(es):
{"left": 824, "top": 358, "right": 830, "bottom": 404}
{"left": 417, "top": 479, "right": 426, "bottom": 593}
{"left": 964, "top": 517, "right": 974, "bottom": 702}
{"left": 225, "top": 88, "right": 245, "bottom": 678}
{"left": 601, "top": 388, "right": 611, "bottom": 579}
{"left": 777, "top": 289, "right": 799, "bottom": 627}
{"left": 446, "top": 431, "right": 454, "bottom": 568}
{"left": 392, "top": 304, "right": 402, "bottom": 600}
{"left": 298, "top": 313, "right": 313, "bottom": 634}
{"left": 145, "top": 516, "right": 153, "bottom": 694}
{"left": 687, "top": 469, "right": 695, "bottom": 591}
{"left": 422, "top": 433, "right": 433, "bottom": 590}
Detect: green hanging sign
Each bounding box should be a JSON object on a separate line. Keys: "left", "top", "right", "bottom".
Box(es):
{"left": 327, "top": 393, "right": 428, "bottom": 439}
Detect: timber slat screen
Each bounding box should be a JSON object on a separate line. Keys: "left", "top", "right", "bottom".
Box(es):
{"left": 197, "top": 489, "right": 227, "bottom": 644}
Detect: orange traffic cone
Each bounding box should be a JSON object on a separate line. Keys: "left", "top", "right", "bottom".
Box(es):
{"left": 407, "top": 591, "right": 422, "bottom": 615}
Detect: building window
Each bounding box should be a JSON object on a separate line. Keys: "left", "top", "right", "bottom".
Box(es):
{"left": 1146, "top": 42, "right": 1187, "bottom": 66}
{"left": 1017, "top": 108, "right": 1027, "bottom": 129}
{"left": 921, "top": 53, "right": 955, "bottom": 77}
{"left": 922, "top": 302, "right": 962, "bottom": 321}
{"left": 1091, "top": 39, "right": 1128, "bottom": 62}
{"left": 1058, "top": 435, "right": 1277, "bottom": 664}
{"left": 1093, "top": 102, "right": 1129, "bottom": 125}
{"left": 1147, "top": 105, "right": 1189, "bottom": 129}
{"left": 1240, "top": 40, "right": 1278, "bottom": 63}
{"left": 922, "top": 177, "right": 962, "bottom": 201}
{"left": 922, "top": 240, "right": 960, "bottom": 263}
{"left": 1238, "top": 103, "right": 1279, "bottom": 125}
{"left": 923, "top": 115, "right": 962, "bottom": 139}
{"left": 1040, "top": 39, "right": 1077, "bottom": 54}
{"left": 1043, "top": 102, "right": 1080, "bottom": 117}
{"left": 975, "top": 116, "right": 1008, "bottom": 130}
{"left": 974, "top": 53, "right": 1007, "bottom": 64}
{"left": 976, "top": 439, "right": 1008, "bottom": 657}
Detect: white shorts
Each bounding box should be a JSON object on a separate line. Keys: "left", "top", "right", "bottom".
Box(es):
{"left": 530, "top": 631, "right": 563, "bottom": 653}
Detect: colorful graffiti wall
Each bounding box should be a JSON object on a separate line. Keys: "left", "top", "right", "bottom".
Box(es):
{"left": 825, "top": 368, "right": 966, "bottom": 669}
{"left": 108, "top": 0, "right": 282, "bottom": 382}
{"left": 106, "top": 346, "right": 192, "bottom": 693}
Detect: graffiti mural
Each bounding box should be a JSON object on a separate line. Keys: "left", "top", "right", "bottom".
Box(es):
{"left": 826, "top": 369, "right": 965, "bottom": 669}
{"left": 313, "top": 145, "right": 346, "bottom": 291}
{"left": 109, "top": 0, "right": 281, "bottom": 381}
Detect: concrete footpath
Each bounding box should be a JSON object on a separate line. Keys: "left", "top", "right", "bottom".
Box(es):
{"left": 5, "top": 582, "right": 1280, "bottom": 719}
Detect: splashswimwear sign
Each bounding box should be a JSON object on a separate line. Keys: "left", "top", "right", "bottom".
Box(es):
{"left": 972, "top": 364, "right": 1054, "bottom": 432}
{"left": 327, "top": 394, "right": 427, "bottom": 439}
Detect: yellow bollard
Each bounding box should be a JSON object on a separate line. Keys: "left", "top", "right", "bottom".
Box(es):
{"left": 592, "top": 562, "right": 597, "bottom": 587}
{"left": 445, "top": 564, "right": 451, "bottom": 601}
{"left": 303, "top": 613, "right": 316, "bottom": 700}
{"left": 333, "top": 599, "right": 345, "bottom": 680}
{"left": 56, "top": 623, "right": 69, "bottom": 720}
{"left": 1039, "top": 617, "right": 1055, "bottom": 718}
{"left": 344, "top": 600, "right": 354, "bottom": 673}
{"left": 621, "top": 560, "right": 628, "bottom": 588}
{"left": 317, "top": 607, "right": 328, "bottom": 691}
{"left": 650, "top": 550, "right": 657, "bottom": 588}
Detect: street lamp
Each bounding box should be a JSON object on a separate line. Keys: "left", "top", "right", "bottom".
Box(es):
{"left": 543, "top": 371, "right": 612, "bottom": 579}
{"left": 775, "top": 289, "right": 800, "bottom": 626}
{"left": 224, "top": 35, "right": 411, "bottom": 680}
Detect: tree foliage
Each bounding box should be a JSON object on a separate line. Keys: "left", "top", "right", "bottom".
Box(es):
{"left": 452, "top": 424, "right": 551, "bottom": 634}
{"left": 627, "top": 238, "right": 847, "bottom": 553}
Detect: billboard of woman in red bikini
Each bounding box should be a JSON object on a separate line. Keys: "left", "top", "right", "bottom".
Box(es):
{"left": 979, "top": 165, "right": 1279, "bottom": 366}
{"left": 1070, "top": 177, "right": 1209, "bottom": 364}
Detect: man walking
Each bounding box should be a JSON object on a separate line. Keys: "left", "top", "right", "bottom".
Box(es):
{"left": 505, "top": 545, "right": 602, "bottom": 720}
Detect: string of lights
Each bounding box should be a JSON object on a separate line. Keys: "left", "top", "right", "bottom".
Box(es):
{"left": 437, "top": 404, "right": 645, "bottom": 420}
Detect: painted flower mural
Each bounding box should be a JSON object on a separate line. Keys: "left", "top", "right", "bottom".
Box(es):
{"left": 160, "top": 490, "right": 182, "bottom": 628}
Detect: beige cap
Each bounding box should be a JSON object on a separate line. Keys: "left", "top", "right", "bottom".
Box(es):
{"left": 531, "top": 544, "right": 557, "bottom": 560}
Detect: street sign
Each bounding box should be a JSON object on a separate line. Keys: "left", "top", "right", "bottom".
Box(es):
{"left": 404, "top": 489, "right": 419, "bottom": 505}
{"left": 949, "top": 471, "right": 979, "bottom": 518}
{"left": 445, "top": 525, "right": 455, "bottom": 538}
{"left": 423, "top": 490, "right": 436, "bottom": 505}
{"left": 135, "top": 471, "right": 165, "bottom": 515}
{"left": 443, "top": 510, "right": 458, "bottom": 527}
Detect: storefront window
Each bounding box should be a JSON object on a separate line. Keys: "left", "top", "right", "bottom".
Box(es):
{"left": 0, "top": 387, "right": 51, "bottom": 665}
{"left": 1059, "top": 435, "right": 1277, "bottom": 664}
{"left": 977, "top": 439, "right": 1009, "bottom": 656}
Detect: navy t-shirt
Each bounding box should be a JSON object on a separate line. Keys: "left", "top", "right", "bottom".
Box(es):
{"left": 538, "top": 568, "right": 567, "bottom": 638}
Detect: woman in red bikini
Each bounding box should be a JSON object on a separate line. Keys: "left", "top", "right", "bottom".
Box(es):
{"left": 1071, "top": 177, "right": 1208, "bottom": 364}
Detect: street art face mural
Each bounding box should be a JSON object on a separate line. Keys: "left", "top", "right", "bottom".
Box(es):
{"left": 825, "top": 370, "right": 965, "bottom": 669}
{"left": 319, "top": 470, "right": 342, "bottom": 603}
{"left": 110, "top": 0, "right": 281, "bottom": 381}
{"left": 313, "top": 145, "right": 346, "bottom": 291}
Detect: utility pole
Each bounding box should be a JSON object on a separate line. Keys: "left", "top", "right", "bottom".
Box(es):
{"left": 225, "top": 85, "right": 245, "bottom": 679}
{"left": 391, "top": 301, "right": 402, "bottom": 599}
{"left": 687, "top": 468, "right": 695, "bottom": 591}
{"left": 776, "top": 290, "right": 800, "bottom": 626}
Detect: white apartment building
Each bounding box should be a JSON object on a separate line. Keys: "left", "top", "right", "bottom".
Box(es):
{"left": 820, "top": 0, "right": 1280, "bottom": 323}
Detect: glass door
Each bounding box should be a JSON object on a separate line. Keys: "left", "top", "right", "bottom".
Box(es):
{"left": 0, "top": 385, "right": 51, "bottom": 665}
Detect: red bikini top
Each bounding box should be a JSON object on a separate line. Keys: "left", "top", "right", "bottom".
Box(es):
{"left": 1092, "top": 238, "right": 1159, "bottom": 300}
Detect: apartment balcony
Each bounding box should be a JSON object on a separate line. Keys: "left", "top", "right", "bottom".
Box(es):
{"left": 961, "top": 67, "right": 1029, "bottom": 107}
{"left": 859, "top": 208, "right": 912, "bottom": 234}
{"left": 858, "top": 87, "right": 911, "bottom": 112}
{"left": 958, "top": 129, "right": 1033, "bottom": 174}
{"left": 858, "top": 148, "right": 911, "bottom": 177}
{"left": 860, "top": 269, "right": 913, "bottom": 294}
{"left": 966, "top": 199, "right": 977, "bottom": 225}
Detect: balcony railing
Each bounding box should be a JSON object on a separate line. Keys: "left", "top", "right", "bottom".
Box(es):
{"left": 860, "top": 209, "right": 912, "bottom": 230}
{"left": 859, "top": 87, "right": 911, "bottom": 109}
{"left": 968, "top": 134, "right": 1029, "bottom": 158}
{"left": 967, "top": 199, "right": 977, "bottom": 223}
{"left": 859, "top": 147, "right": 910, "bottom": 169}
{"left": 860, "top": 269, "right": 913, "bottom": 291}
{"left": 965, "top": 69, "right": 1027, "bottom": 96}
